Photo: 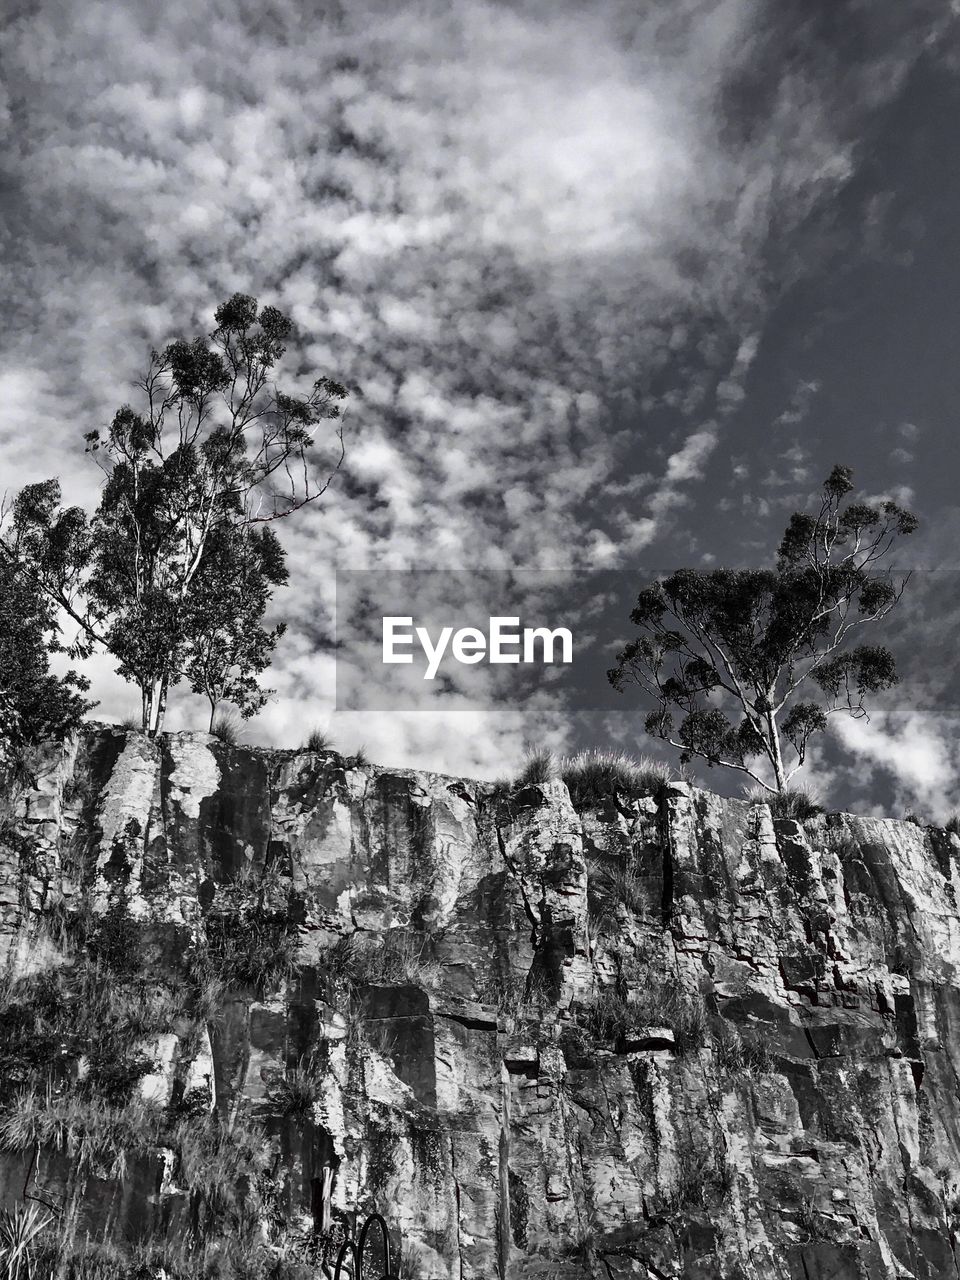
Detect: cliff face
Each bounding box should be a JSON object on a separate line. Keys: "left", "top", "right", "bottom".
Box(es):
{"left": 3, "top": 726, "right": 960, "bottom": 1280}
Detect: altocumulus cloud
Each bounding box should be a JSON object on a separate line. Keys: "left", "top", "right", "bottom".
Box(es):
{"left": 0, "top": 0, "right": 954, "bottom": 774}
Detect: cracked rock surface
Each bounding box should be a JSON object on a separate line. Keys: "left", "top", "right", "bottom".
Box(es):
{"left": 2, "top": 725, "right": 960, "bottom": 1279}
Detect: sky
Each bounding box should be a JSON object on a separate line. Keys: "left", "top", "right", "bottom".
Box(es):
{"left": 3, "top": 0, "right": 960, "bottom": 817}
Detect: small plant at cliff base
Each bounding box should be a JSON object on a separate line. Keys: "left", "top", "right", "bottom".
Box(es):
{"left": 561, "top": 749, "right": 672, "bottom": 809}
{"left": 1, "top": 293, "right": 348, "bottom": 736}
{"left": 0, "top": 1202, "right": 53, "bottom": 1280}
{"left": 168, "top": 1111, "right": 274, "bottom": 1239}
{"left": 0, "top": 557, "right": 93, "bottom": 790}
{"left": 608, "top": 466, "right": 917, "bottom": 793}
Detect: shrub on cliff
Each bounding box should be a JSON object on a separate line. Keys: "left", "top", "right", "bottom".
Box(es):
{"left": 609, "top": 465, "right": 917, "bottom": 795}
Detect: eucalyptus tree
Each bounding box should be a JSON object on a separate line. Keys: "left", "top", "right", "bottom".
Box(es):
{"left": 2, "top": 294, "right": 347, "bottom": 735}
{"left": 608, "top": 466, "right": 917, "bottom": 792}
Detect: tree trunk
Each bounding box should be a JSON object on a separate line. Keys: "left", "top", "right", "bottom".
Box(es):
{"left": 766, "top": 707, "right": 787, "bottom": 791}
{"left": 155, "top": 675, "right": 169, "bottom": 736}
{"left": 145, "top": 675, "right": 168, "bottom": 737}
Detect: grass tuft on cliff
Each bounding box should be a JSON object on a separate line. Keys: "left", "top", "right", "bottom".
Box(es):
{"left": 745, "top": 783, "right": 823, "bottom": 821}
{"left": 272, "top": 1056, "right": 325, "bottom": 1118}
{"left": 190, "top": 864, "right": 299, "bottom": 994}
{"left": 586, "top": 858, "right": 647, "bottom": 924}
{"left": 327, "top": 929, "right": 440, "bottom": 991}
{"left": 577, "top": 983, "right": 706, "bottom": 1056}
{"left": 561, "top": 749, "right": 672, "bottom": 808}
{"left": 515, "top": 746, "right": 555, "bottom": 787}
{"left": 209, "top": 711, "right": 243, "bottom": 744}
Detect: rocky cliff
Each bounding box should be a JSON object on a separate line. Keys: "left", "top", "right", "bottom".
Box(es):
{"left": 2, "top": 725, "right": 960, "bottom": 1279}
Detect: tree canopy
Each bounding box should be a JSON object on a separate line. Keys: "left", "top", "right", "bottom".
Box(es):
{"left": 2, "top": 294, "right": 347, "bottom": 735}
{"left": 608, "top": 466, "right": 918, "bottom": 792}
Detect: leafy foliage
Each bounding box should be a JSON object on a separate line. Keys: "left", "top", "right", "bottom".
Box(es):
{"left": 2, "top": 294, "right": 347, "bottom": 735}
{"left": 183, "top": 524, "right": 288, "bottom": 728}
{"left": 0, "top": 1202, "right": 53, "bottom": 1280}
{"left": 0, "top": 559, "right": 93, "bottom": 784}
{"left": 608, "top": 466, "right": 917, "bottom": 791}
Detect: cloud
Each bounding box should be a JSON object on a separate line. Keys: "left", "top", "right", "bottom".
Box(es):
{"left": 827, "top": 708, "right": 960, "bottom": 821}
{"left": 773, "top": 378, "right": 821, "bottom": 429}
{"left": 1, "top": 0, "right": 953, "bottom": 771}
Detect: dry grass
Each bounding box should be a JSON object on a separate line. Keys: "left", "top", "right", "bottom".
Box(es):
{"left": 482, "top": 967, "right": 549, "bottom": 1015}
{"left": 577, "top": 983, "right": 706, "bottom": 1055}
{"left": 209, "top": 711, "right": 243, "bottom": 744}
{"left": 587, "top": 858, "right": 648, "bottom": 924}
{"left": 304, "top": 728, "right": 334, "bottom": 753}
{"left": 710, "top": 1018, "right": 776, "bottom": 1079}
{"left": 561, "top": 749, "right": 672, "bottom": 808}
{"left": 0, "top": 1086, "right": 162, "bottom": 1181}
{"left": 744, "top": 783, "right": 824, "bottom": 821}
{"left": 272, "top": 1056, "right": 324, "bottom": 1119}
{"left": 191, "top": 865, "right": 298, "bottom": 993}
{"left": 326, "top": 930, "right": 441, "bottom": 991}
{"left": 515, "top": 746, "right": 555, "bottom": 787}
